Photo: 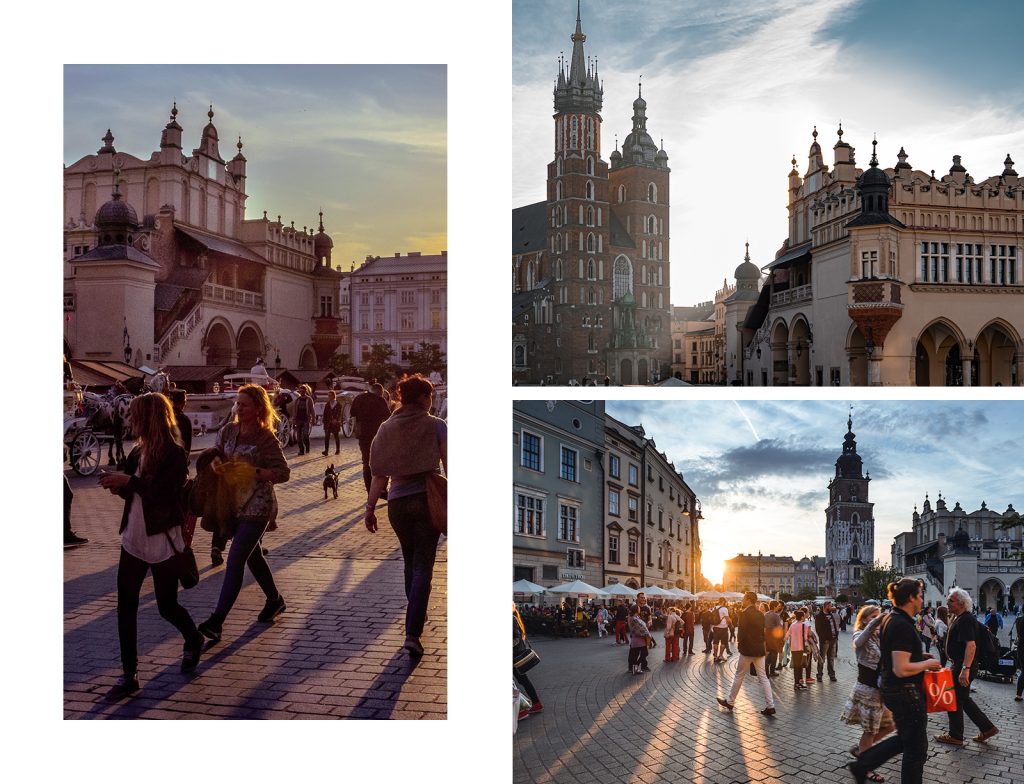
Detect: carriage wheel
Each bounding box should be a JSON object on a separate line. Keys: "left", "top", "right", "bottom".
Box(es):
{"left": 72, "top": 431, "right": 101, "bottom": 476}
{"left": 341, "top": 403, "right": 355, "bottom": 438}
{"left": 275, "top": 414, "right": 292, "bottom": 447}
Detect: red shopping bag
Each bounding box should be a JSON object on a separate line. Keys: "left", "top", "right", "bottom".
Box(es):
{"left": 923, "top": 669, "right": 957, "bottom": 713}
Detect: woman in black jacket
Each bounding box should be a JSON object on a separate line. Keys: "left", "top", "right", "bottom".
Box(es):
{"left": 99, "top": 393, "right": 203, "bottom": 701}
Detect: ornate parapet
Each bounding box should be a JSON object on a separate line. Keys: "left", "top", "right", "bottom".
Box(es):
{"left": 848, "top": 279, "right": 905, "bottom": 347}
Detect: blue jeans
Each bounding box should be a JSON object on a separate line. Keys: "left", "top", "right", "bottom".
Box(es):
{"left": 388, "top": 493, "right": 440, "bottom": 637}
{"left": 855, "top": 684, "right": 929, "bottom": 784}
{"left": 212, "top": 520, "right": 279, "bottom": 620}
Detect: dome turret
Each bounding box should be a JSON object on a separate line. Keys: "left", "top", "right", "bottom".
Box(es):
{"left": 313, "top": 210, "right": 334, "bottom": 265}
{"left": 734, "top": 242, "right": 760, "bottom": 280}
{"left": 94, "top": 179, "right": 139, "bottom": 245}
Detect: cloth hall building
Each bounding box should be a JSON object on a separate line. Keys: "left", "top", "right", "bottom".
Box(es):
{"left": 739, "top": 127, "right": 1022, "bottom": 386}
{"left": 512, "top": 4, "right": 672, "bottom": 385}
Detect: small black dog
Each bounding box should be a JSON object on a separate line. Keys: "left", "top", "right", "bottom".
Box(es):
{"left": 323, "top": 464, "right": 339, "bottom": 499}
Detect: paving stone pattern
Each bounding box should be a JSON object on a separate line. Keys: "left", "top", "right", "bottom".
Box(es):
{"left": 64, "top": 437, "right": 446, "bottom": 719}
{"left": 514, "top": 630, "right": 1022, "bottom": 784}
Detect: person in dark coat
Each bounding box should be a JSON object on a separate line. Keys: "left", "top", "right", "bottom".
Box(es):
{"left": 350, "top": 383, "right": 391, "bottom": 494}
{"left": 716, "top": 591, "right": 775, "bottom": 715}
{"left": 98, "top": 393, "right": 203, "bottom": 700}
{"left": 814, "top": 600, "right": 841, "bottom": 681}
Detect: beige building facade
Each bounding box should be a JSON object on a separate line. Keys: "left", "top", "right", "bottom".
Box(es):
{"left": 723, "top": 553, "right": 796, "bottom": 597}
{"left": 740, "top": 127, "right": 1022, "bottom": 386}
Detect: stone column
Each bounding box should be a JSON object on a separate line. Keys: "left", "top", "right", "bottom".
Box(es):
{"left": 787, "top": 342, "right": 797, "bottom": 385}
{"left": 961, "top": 355, "right": 973, "bottom": 387}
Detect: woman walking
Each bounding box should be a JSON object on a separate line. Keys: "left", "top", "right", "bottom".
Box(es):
{"left": 99, "top": 393, "right": 203, "bottom": 700}
{"left": 842, "top": 605, "right": 895, "bottom": 782}
{"left": 365, "top": 374, "right": 447, "bottom": 658}
{"left": 848, "top": 579, "right": 942, "bottom": 784}
{"left": 514, "top": 604, "right": 543, "bottom": 718}
{"left": 198, "top": 384, "right": 290, "bottom": 644}
{"left": 321, "top": 389, "right": 342, "bottom": 456}
{"left": 628, "top": 604, "right": 652, "bottom": 674}
{"left": 786, "top": 608, "right": 815, "bottom": 690}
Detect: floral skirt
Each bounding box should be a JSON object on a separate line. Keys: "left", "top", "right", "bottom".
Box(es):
{"left": 841, "top": 682, "right": 895, "bottom": 734}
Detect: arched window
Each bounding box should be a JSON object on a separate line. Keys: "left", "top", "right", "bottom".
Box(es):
{"left": 586, "top": 181, "right": 594, "bottom": 200}
{"left": 587, "top": 233, "right": 595, "bottom": 252}
{"left": 555, "top": 259, "right": 563, "bottom": 280}
{"left": 588, "top": 332, "right": 595, "bottom": 351}
{"left": 556, "top": 181, "right": 563, "bottom": 200}
{"left": 586, "top": 157, "right": 594, "bottom": 175}
{"left": 514, "top": 345, "right": 526, "bottom": 366}
{"left": 588, "top": 287, "right": 595, "bottom": 305}
{"left": 586, "top": 206, "right": 594, "bottom": 226}
{"left": 618, "top": 185, "right": 625, "bottom": 203}
{"left": 570, "top": 116, "right": 578, "bottom": 148}
{"left": 587, "top": 259, "right": 595, "bottom": 279}
{"left": 649, "top": 183, "right": 657, "bottom": 202}
{"left": 526, "top": 261, "right": 536, "bottom": 290}
{"left": 648, "top": 216, "right": 656, "bottom": 235}
{"left": 613, "top": 256, "right": 633, "bottom": 300}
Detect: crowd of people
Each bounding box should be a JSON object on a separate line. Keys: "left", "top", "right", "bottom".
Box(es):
{"left": 514, "top": 582, "right": 1022, "bottom": 782}
{"left": 80, "top": 372, "right": 446, "bottom": 701}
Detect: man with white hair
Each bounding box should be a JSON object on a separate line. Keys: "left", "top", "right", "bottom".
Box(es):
{"left": 933, "top": 588, "right": 999, "bottom": 747}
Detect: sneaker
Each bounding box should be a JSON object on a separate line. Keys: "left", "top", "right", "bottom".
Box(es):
{"left": 404, "top": 635, "right": 424, "bottom": 657}
{"left": 321, "top": 450, "right": 328, "bottom": 456}
{"left": 181, "top": 636, "right": 203, "bottom": 673}
{"left": 257, "top": 594, "right": 286, "bottom": 623}
{"left": 761, "top": 707, "right": 776, "bottom": 716}
{"left": 1015, "top": 695, "right": 1023, "bottom": 701}
{"left": 64, "top": 533, "right": 89, "bottom": 546}
{"left": 972, "top": 727, "right": 999, "bottom": 743}
{"left": 806, "top": 677, "right": 816, "bottom": 684}
{"left": 210, "top": 547, "right": 223, "bottom": 566}
{"left": 830, "top": 676, "right": 838, "bottom": 682}
{"left": 529, "top": 701, "right": 543, "bottom": 715}
{"left": 198, "top": 617, "right": 223, "bottom": 643}
{"left": 517, "top": 707, "right": 530, "bottom": 720}
{"left": 716, "top": 697, "right": 734, "bottom": 711}
{"left": 104, "top": 674, "right": 140, "bottom": 701}
{"left": 934, "top": 733, "right": 964, "bottom": 746}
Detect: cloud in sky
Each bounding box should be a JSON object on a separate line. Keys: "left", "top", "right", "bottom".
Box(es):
{"left": 64, "top": 65, "right": 446, "bottom": 268}
{"left": 512, "top": 0, "right": 1024, "bottom": 307}
{"left": 605, "top": 399, "right": 1024, "bottom": 582}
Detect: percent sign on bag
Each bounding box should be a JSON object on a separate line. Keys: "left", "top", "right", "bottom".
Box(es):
{"left": 924, "top": 670, "right": 958, "bottom": 713}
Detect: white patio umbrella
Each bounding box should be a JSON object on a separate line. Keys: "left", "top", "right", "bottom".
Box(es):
{"left": 545, "top": 579, "right": 608, "bottom": 599}
{"left": 724, "top": 591, "right": 745, "bottom": 601}
{"left": 640, "top": 585, "right": 674, "bottom": 598}
{"left": 670, "top": 588, "right": 696, "bottom": 599}
{"left": 697, "top": 589, "right": 724, "bottom": 600}
{"left": 756, "top": 593, "right": 773, "bottom": 602}
{"left": 512, "top": 579, "right": 547, "bottom": 596}
{"left": 601, "top": 583, "right": 638, "bottom": 598}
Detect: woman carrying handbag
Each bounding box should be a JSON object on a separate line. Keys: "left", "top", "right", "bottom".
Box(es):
{"left": 365, "top": 374, "right": 447, "bottom": 658}
{"left": 197, "top": 384, "right": 291, "bottom": 645}
{"left": 514, "top": 604, "right": 543, "bottom": 718}
{"left": 99, "top": 393, "right": 204, "bottom": 701}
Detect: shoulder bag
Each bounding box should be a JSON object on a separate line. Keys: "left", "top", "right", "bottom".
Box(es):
{"left": 514, "top": 635, "right": 541, "bottom": 672}
{"left": 163, "top": 529, "right": 199, "bottom": 589}
{"left": 425, "top": 472, "right": 447, "bottom": 536}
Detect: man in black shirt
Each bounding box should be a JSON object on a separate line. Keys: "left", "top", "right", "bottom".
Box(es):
{"left": 169, "top": 390, "right": 193, "bottom": 455}
{"left": 933, "top": 588, "right": 999, "bottom": 746}
{"left": 814, "top": 600, "right": 841, "bottom": 681}
{"left": 850, "top": 579, "right": 941, "bottom": 784}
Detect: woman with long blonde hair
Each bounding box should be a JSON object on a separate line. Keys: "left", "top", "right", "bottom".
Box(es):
{"left": 98, "top": 393, "right": 203, "bottom": 700}
{"left": 198, "top": 384, "right": 290, "bottom": 644}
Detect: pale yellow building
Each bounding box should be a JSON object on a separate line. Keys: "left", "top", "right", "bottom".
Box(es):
{"left": 740, "top": 127, "right": 1022, "bottom": 386}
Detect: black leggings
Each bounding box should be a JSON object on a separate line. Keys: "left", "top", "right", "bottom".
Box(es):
{"left": 514, "top": 667, "right": 540, "bottom": 704}
{"left": 323, "top": 430, "right": 340, "bottom": 453}
{"left": 117, "top": 547, "right": 200, "bottom": 676}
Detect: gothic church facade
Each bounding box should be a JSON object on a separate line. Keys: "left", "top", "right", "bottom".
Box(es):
{"left": 512, "top": 3, "right": 672, "bottom": 385}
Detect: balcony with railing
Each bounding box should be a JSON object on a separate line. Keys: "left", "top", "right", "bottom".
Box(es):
{"left": 770, "top": 283, "right": 812, "bottom": 307}
{"left": 202, "top": 283, "right": 264, "bottom": 311}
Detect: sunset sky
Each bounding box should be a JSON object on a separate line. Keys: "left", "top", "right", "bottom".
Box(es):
{"left": 606, "top": 399, "right": 1024, "bottom": 585}
{"left": 64, "top": 65, "right": 447, "bottom": 267}
{"left": 513, "top": 0, "right": 1024, "bottom": 307}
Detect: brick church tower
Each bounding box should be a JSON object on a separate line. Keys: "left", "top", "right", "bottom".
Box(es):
{"left": 512, "top": 1, "right": 672, "bottom": 385}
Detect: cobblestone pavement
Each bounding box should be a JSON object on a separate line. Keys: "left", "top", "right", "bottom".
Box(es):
{"left": 64, "top": 434, "right": 446, "bottom": 719}
{"left": 514, "top": 629, "right": 1022, "bottom": 784}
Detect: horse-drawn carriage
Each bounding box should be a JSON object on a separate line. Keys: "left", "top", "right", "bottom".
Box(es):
{"left": 63, "top": 385, "right": 131, "bottom": 475}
